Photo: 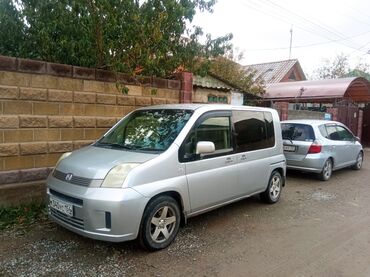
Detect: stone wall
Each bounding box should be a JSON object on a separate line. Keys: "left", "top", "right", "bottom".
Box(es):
{"left": 287, "top": 110, "right": 327, "bottom": 120}
{"left": 0, "top": 55, "right": 181, "bottom": 206}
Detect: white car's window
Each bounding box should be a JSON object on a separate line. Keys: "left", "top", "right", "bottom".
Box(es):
{"left": 281, "top": 123, "right": 315, "bottom": 142}
{"left": 96, "top": 109, "right": 193, "bottom": 152}
{"left": 326, "top": 125, "right": 340, "bottom": 140}
{"left": 182, "top": 116, "right": 232, "bottom": 160}
{"left": 233, "top": 111, "right": 275, "bottom": 152}
{"left": 336, "top": 126, "right": 354, "bottom": 141}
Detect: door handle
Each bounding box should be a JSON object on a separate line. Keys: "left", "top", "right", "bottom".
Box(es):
{"left": 225, "top": 157, "right": 234, "bottom": 164}
{"left": 241, "top": 154, "right": 247, "bottom": 161}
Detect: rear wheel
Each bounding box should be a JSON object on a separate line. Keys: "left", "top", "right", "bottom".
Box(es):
{"left": 352, "top": 152, "right": 363, "bottom": 170}
{"left": 319, "top": 159, "right": 332, "bottom": 181}
{"left": 139, "top": 196, "right": 181, "bottom": 251}
{"left": 260, "top": 171, "right": 283, "bottom": 204}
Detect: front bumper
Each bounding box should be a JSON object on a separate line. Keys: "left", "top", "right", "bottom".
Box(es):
{"left": 47, "top": 175, "right": 148, "bottom": 242}
{"left": 286, "top": 154, "right": 327, "bottom": 173}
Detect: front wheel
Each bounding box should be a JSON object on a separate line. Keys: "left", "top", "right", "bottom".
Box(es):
{"left": 260, "top": 171, "right": 283, "bottom": 204}
{"left": 319, "top": 159, "right": 332, "bottom": 181}
{"left": 352, "top": 152, "right": 363, "bottom": 170}
{"left": 139, "top": 196, "right": 181, "bottom": 251}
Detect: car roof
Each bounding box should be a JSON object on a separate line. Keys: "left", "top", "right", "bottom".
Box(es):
{"left": 138, "top": 104, "right": 274, "bottom": 112}
{"left": 281, "top": 119, "right": 340, "bottom": 126}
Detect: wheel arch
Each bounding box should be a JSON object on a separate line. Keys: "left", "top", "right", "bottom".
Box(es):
{"left": 273, "top": 167, "right": 285, "bottom": 187}
{"left": 143, "top": 191, "right": 186, "bottom": 226}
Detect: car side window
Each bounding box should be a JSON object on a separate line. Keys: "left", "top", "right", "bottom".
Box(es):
{"left": 336, "top": 125, "right": 354, "bottom": 141}
{"left": 233, "top": 110, "right": 274, "bottom": 152}
{"left": 325, "top": 125, "right": 340, "bottom": 140}
{"left": 318, "top": 124, "right": 328, "bottom": 138}
{"left": 182, "top": 116, "right": 232, "bottom": 161}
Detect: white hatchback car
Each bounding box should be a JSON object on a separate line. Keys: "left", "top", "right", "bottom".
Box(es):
{"left": 281, "top": 120, "right": 363, "bottom": 181}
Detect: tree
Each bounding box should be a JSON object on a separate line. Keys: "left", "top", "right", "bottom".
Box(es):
{"left": 313, "top": 53, "right": 370, "bottom": 80}
{"left": 0, "top": 0, "right": 232, "bottom": 78}
{"left": 209, "top": 49, "right": 264, "bottom": 95}
{"left": 0, "top": 0, "right": 25, "bottom": 57}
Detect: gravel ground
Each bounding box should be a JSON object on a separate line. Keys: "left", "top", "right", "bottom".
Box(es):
{"left": 1, "top": 150, "right": 370, "bottom": 276}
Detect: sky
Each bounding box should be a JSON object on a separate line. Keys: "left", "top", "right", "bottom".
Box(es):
{"left": 192, "top": 0, "right": 370, "bottom": 78}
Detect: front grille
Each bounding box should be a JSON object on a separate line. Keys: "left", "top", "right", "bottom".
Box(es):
{"left": 49, "top": 189, "right": 83, "bottom": 206}
{"left": 53, "top": 170, "right": 92, "bottom": 186}
{"left": 50, "top": 208, "right": 84, "bottom": 230}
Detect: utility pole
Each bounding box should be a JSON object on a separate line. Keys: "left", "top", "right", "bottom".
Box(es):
{"left": 289, "top": 27, "right": 293, "bottom": 60}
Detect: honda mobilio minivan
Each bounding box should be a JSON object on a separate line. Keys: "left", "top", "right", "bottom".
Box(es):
{"left": 47, "top": 104, "right": 286, "bottom": 250}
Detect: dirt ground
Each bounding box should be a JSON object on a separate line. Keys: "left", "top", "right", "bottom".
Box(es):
{"left": 1, "top": 150, "right": 370, "bottom": 277}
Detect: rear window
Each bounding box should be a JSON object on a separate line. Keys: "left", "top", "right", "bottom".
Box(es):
{"left": 281, "top": 123, "right": 315, "bottom": 142}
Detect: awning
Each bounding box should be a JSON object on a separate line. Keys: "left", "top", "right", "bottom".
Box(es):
{"left": 264, "top": 77, "right": 370, "bottom": 102}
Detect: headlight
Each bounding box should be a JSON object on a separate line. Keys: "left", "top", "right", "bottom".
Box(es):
{"left": 101, "top": 163, "right": 140, "bottom": 188}
{"left": 50, "top": 152, "right": 72, "bottom": 176}
{"left": 54, "top": 152, "right": 72, "bottom": 168}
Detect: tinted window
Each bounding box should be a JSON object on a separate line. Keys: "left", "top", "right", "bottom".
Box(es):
{"left": 326, "top": 125, "right": 340, "bottom": 140}
{"left": 281, "top": 123, "right": 315, "bottom": 142}
{"left": 336, "top": 126, "right": 354, "bottom": 141}
{"left": 264, "top": 112, "right": 275, "bottom": 148}
{"left": 233, "top": 110, "right": 274, "bottom": 152}
{"left": 97, "top": 109, "right": 192, "bottom": 152}
{"left": 183, "top": 116, "right": 232, "bottom": 159}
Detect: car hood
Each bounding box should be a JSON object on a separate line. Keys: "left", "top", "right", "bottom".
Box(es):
{"left": 56, "top": 145, "right": 159, "bottom": 179}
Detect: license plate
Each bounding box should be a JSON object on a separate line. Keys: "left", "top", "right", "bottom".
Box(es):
{"left": 283, "top": 145, "right": 296, "bottom": 152}
{"left": 49, "top": 196, "right": 73, "bottom": 217}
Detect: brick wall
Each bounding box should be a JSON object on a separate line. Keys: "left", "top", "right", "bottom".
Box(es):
{"left": 0, "top": 56, "right": 181, "bottom": 206}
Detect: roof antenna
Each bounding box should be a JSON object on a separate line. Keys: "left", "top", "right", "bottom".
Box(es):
{"left": 289, "top": 26, "right": 293, "bottom": 60}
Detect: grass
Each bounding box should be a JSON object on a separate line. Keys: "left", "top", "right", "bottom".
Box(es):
{"left": 0, "top": 202, "right": 47, "bottom": 231}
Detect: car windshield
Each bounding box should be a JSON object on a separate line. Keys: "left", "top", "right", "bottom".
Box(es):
{"left": 96, "top": 109, "right": 193, "bottom": 152}
{"left": 281, "top": 123, "right": 315, "bottom": 142}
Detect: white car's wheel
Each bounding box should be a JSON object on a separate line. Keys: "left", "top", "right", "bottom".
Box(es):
{"left": 319, "top": 159, "right": 333, "bottom": 181}
{"left": 352, "top": 152, "right": 363, "bottom": 170}
{"left": 260, "top": 171, "right": 283, "bottom": 204}
{"left": 139, "top": 196, "right": 180, "bottom": 251}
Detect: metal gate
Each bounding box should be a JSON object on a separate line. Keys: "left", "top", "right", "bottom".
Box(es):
{"left": 362, "top": 103, "right": 370, "bottom": 146}
{"left": 334, "top": 99, "right": 359, "bottom": 135}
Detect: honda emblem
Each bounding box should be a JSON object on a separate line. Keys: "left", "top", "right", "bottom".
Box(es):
{"left": 65, "top": 173, "right": 73, "bottom": 181}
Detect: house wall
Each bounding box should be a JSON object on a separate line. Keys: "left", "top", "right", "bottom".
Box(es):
{"left": 193, "top": 87, "right": 230, "bottom": 104}
{"left": 287, "top": 110, "right": 327, "bottom": 120}
{"left": 281, "top": 64, "right": 306, "bottom": 82}
{"left": 0, "top": 56, "right": 181, "bottom": 206}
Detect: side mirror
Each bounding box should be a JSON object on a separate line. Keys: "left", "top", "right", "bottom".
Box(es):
{"left": 355, "top": 136, "right": 361, "bottom": 142}
{"left": 196, "top": 141, "right": 215, "bottom": 155}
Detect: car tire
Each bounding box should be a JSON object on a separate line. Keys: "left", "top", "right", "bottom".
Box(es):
{"left": 352, "top": 152, "right": 363, "bottom": 170}
{"left": 319, "top": 158, "right": 333, "bottom": 181}
{"left": 260, "top": 171, "right": 283, "bottom": 204}
{"left": 139, "top": 195, "right": 181, "bottom": 251}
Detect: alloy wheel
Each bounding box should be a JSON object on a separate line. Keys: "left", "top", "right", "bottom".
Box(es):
{"left": 269, "top": 175, "right": 281, "bottom": 201}
{"left": 323, "top": 160, "right": 332, "bottom": 180}
{"left": 150, "top": 206, "right": 177, "bottom": 243}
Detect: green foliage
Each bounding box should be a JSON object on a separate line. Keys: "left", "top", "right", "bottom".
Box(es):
{"left": 0, "top": 0, "right": 232, "bottom": 78}
{"left": 116, "top": 82, "right": 130, "bottom": 95}
{"left": 209, "top": 49, "right": 264, "bottom": 96}
{"left": 0, "top": 202, "right": 47, "bottom": 230}
{"left": 313, "top": 53, "right": 370, "bottom": 80}
{"left": 150, "top": 88, "right": 157, "bottom": 96}
{"left": 0, "top": 0, "right": 25, "bottom": 57}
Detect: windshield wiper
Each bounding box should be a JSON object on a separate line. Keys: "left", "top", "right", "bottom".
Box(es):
{"left": 95, "top": 141, "right": 137, "bottom": 150}
{"left": 133, "top": 146, "right": 163, "bottom": 152}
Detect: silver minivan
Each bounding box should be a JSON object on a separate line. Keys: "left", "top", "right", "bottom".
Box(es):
{"left": 47, "top": 104, "right": 286, "bottom": 250}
